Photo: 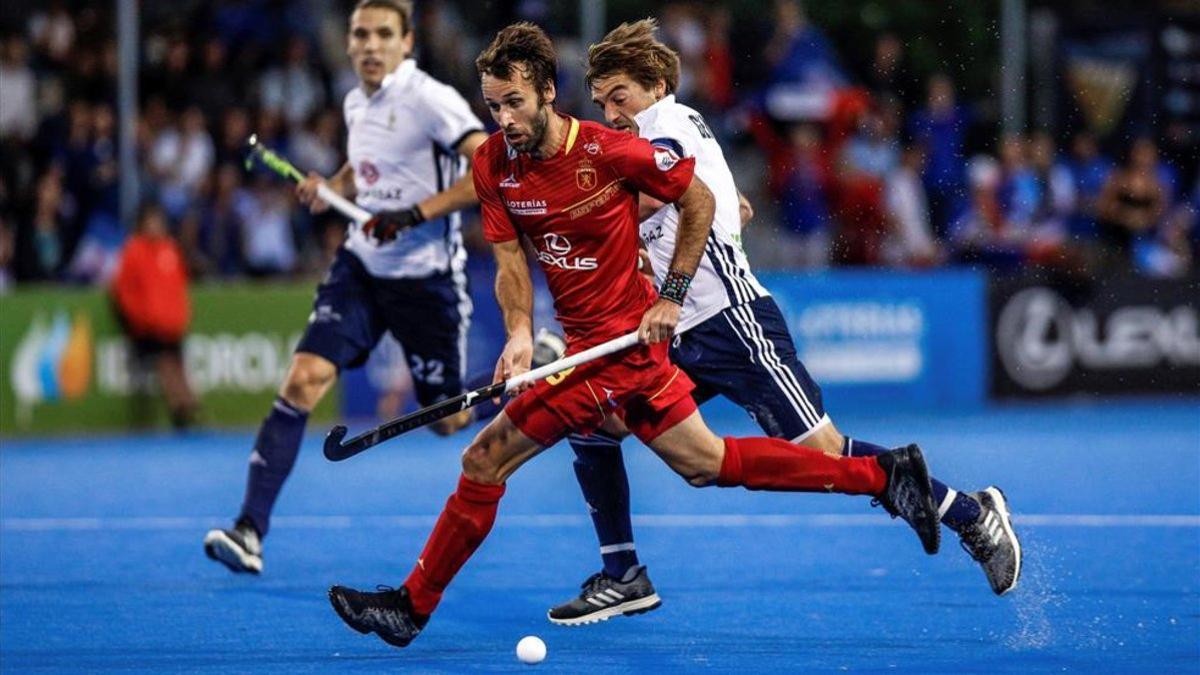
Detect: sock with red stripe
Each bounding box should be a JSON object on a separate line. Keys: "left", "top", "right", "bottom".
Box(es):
{"left": 716, "top": 436, "right": 885, "bottom": 495}
{"left": 404, "top": 474, "right": 505, "bottom": 617}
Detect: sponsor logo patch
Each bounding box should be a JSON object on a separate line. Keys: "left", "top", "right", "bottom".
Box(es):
{"left": 359, "top": 160, "right": 380, "bottom": 185}
{"left": 536, "top": 232, "right": 598, "bottom": 271}
{"left": 506, "top": 199, "right": 548, "bottom": 216}
{"left": 653, "top": 146, "right": 680, "bottom": 171}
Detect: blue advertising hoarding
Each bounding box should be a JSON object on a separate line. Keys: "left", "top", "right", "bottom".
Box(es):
{"left": 759, "top": 269, "right": 987, "bottom": 411}
{"left": 340, "top": 267, "right": 989, "bottom": 420}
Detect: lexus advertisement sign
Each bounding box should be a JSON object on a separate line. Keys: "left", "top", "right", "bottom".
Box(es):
{"left": 990, "top": 276, "right": 1200, "bottom": 397}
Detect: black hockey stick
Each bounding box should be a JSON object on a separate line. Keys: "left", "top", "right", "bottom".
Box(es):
{"left": 323, "top": 332, "right": 640, "bottom": 461}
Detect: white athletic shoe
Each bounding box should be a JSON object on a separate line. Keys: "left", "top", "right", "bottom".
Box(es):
{"left": 547, "top": 565, "right": 662, "bottom": 626}
{"left": 959, "top": 487, "right": 1022, "bottom": 595}
{"left": 204, "top": 520, "right": 263, "bottom": 574}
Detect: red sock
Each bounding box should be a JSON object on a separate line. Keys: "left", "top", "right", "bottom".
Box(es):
{"left": 716, "top": 437, "right": 886, "bottom": 495}
{"left": 404, "top": 474, "right": 505, "bottom": 616}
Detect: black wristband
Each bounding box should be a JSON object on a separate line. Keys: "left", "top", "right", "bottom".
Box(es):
{"left": 409, "top": 204, "right": 426, "bottom": 225}
{"left": 659, "top": 270, "right": 692, "bottom": 306}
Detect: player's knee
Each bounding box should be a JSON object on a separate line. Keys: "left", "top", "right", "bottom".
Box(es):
{"left": 460, "top": 436, "right": 503, "bottom": 484}
{"left": 281, "top": 355, "right": 336, "bottom": 409}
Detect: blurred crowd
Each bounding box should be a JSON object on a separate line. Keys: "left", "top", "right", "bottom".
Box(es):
{"left": 0, "top": 0, "right": 1195, "bottom": 292}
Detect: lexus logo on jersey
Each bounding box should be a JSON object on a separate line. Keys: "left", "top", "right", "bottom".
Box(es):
{"left": 359, "top": 160, "right": 380, "bottom": 185}
{"left": 542, "top": 233, "right": 572, "bottom": 255}
{"left": 537, "top": 232, "right": 598, "bottom": 270}
{"left": 576, "top": 161, "right": 597, "bottom": 191}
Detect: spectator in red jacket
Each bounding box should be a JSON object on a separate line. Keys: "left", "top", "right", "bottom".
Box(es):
{"left": 111, "top": 203, "right": 198, "bottom": 428}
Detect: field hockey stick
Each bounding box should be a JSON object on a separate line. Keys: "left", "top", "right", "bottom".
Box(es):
{"left": 323, "top": 331, "right": 641, "bottom": 461}
{"left": 244, "top": 134, "right": 373, "bottom": 224}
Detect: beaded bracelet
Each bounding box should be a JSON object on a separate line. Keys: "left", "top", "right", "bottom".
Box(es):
{"left": 659, "top": 270, "right": 692, "bottom": 305}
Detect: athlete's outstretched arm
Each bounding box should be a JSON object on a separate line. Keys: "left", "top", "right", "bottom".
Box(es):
{"left": 668, "top": 175, "right": 716, "bottom": 277}
{"left": 363, "top": 132, "right": 489, "bottom": 243}
{"left": 639, "top": 175, "right": 715, "bottom": 344}
{"left": 492, "top": 238, "right": 535, "bottom": 392}
{"left": 415, "top": 131, "right": 489, "bottom": 220}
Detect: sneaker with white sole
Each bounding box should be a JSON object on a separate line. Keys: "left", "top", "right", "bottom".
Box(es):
{"left": 548, "top": 565, "right": 661, "bottom": 626}
{"left": 204, "top": 518, "right": 263, "bottom": 574}
{"left": 959, "top": 486, "right": 1022, "bottom": 595}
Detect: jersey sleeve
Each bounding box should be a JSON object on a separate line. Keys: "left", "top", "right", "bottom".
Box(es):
{"left": 473, "top": 148, "right": 518, "bottom": 243}
{"left": 616, "top": 133, "right": 697, "bottom": 205}
{"left": 419, "top": 81, "right": 486, "bottom": 152}
{"left": 342, "top": 90, "right": 358, "bottom": 130}
{"left": 640, "top": 109, "right": 699, "bottom": 164}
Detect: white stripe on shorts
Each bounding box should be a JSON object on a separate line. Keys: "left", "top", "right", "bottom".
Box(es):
{"left": 725, "top": 305, "right": 822, "bottom": 429}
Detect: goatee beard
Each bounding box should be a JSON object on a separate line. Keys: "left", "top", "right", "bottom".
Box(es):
{"left": 522, "top": 107, "right": 549, "bottom": 155}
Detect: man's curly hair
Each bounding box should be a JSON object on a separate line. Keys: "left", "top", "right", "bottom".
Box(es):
{"left": 476, "top": 22, "right": 558, "bottom": 98}
{"left": 586, "top": 19, "right": 680, "bottom": 95}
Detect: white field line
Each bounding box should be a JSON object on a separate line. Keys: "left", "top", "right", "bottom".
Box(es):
{"left": 0, "top": 513, "right": 1196, "bottom": 532}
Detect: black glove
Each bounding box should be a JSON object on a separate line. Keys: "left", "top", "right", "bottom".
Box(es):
{"left": 362, "top": 205, "right": 425, "bottom": 244}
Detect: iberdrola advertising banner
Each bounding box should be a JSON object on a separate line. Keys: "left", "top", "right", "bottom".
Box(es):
{"left": 0, "top": 283, "right": 334, "bottom": 435}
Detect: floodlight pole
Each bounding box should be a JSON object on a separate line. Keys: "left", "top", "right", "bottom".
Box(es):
{"left": 1000, "top": 0, "right": 1027, "bottom": 133}
{"left": 581, "top": 0, "right": 605, "bottom": 51}
{"left": 117, "top": 0, "right": 140, "bottom": 229}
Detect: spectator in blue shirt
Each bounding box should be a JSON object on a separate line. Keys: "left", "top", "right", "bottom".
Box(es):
{"left": 908, "top": 74, "right": 970, "bottom": 238}
{"left": 1065, "top": 131, "right": 1113, "bottom": 240}
{"left": 764, "top": 0, "right": 846, "bottom": 91}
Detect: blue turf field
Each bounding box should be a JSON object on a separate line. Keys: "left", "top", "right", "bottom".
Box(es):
{"left": 2, "top": 399, "right": 1198, "bottom": 672}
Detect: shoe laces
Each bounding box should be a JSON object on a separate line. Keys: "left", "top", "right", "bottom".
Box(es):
{"left": 580, "top": 572, "right": 615, "bottom": 597}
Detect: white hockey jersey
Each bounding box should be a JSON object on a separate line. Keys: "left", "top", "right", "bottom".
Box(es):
{"left": 342, "top": 59, "right": 484, "bottom": 278}
{"left": 635, "top": 95, "right": 768, "bottom": 332}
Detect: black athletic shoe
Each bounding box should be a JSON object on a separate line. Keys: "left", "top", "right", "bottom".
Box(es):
{"left": 874, "top": 444, "right": 940, "bottom": 555}
{"left": 547, "top": 565, "right": 662, "bottom": 626}
{"left": 959, "top": 487, "right": 1022, "bottom": 595}
{"left": 531, "top": 329, "right": 567, "bottom": 368}
{"left": 328, "top": 584, "right": 428, "bottom": 648}
{"left": 204, "top": 518, "right": 262, "bottom": 574}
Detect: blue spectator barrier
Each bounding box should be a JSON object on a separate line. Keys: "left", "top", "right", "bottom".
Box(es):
{"left": 341, "top": 267, "right": 989, "bottom": 420}
{"left": 760, "top": 269, "right": 988, "bottom": 413}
